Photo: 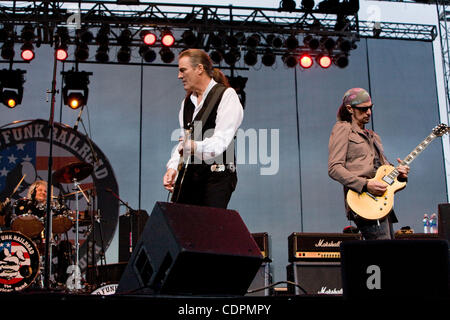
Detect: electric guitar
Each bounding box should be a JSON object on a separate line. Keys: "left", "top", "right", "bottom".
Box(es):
{"left": 346, "top": 123, "right": 450, "bottom": 220}
{"left": 171, "top": 128, "right": 193, "bottom": 203}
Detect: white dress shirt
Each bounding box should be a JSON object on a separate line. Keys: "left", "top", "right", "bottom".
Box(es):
{"left": 167, "top": 79, "right": 244, "bottom": 170}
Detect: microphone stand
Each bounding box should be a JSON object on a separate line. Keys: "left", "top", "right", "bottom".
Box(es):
{"left": 43, "top": 46, "right": 59, "bottom": 289}
{"left": 106, "top": 189, "right": 136, "bottom": 256}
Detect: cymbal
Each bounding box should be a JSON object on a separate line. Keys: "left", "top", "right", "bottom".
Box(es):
{"left": 52, "top": 187, "right": 93, "bottom": 198}
{"left": 52, "top": 162, "right": 93, "bottom": 184}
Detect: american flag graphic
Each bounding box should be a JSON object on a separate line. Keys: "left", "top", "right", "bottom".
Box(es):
{"left": 0, "top": 141, "right": 92, "bottom": 200}
{"left": 0, "top": 240, "right": 31, "bottom": 285}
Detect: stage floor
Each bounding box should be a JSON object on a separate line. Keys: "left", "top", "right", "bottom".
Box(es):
{"left": 1, "top": 290, "right": 448, "bottom": 318}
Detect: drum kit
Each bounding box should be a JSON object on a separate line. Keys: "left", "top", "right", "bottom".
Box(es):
{"left": 0, "top": 161, "right": 99, "bottom": 293}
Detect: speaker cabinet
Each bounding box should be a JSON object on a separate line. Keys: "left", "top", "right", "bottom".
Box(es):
{"left": 286, "top": 262, "right": 342, "bottom": 295}
{"left": 116, "top": 202, "right": 263, "bottom": 296}
{"left": 246, "top": 262, "right": 272, "bottom": 296}
{"left": 340, "top": 239, "right": 449, "bottom": 299}
{"left": 438, "top": 203, "right": 450, "bottom": 242}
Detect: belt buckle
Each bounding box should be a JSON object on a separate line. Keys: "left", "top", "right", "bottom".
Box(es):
{"left": 210, "top": 164, "right": 225, "bottom": 172}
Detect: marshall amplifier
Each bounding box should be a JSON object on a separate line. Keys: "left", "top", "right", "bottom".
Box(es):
{"left": 288, "top": 232, "right": 361, "bottom": 262}
{"left": 252, "top": 232, "right": 271, "bottom": 261}
{"left": 287, "top": 261, "right": 342, "bottom": 295}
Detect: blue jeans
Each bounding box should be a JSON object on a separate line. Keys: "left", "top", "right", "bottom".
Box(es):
{"left": 353, "top": 214, "right": 395, "bottom": 240}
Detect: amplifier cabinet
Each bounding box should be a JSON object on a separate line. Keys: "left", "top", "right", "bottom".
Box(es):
{"left": 246, "top": 262, "right": 272, "bottom": 296}
{"left": 288, "top": 232, "right": 361, "bottom": 262}
{"left": 286, "top": 261, "right": 342, "bottom": 295}
{"left": 252, "top": 232, "right": 271, "bottom": 261}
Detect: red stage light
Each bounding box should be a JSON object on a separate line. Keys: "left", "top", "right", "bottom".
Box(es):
{"left": 21, "top": 49, "right": 34, "bottom": 61}
{"left": 318, "top": 55, "right": 332, "bottom": 68}
{"left": 299, "top": 54, "right": 313, "bottom": 69}
{"left": 56, "top": 48, "right": 68, "bottom": 61}
{"left": 161, "top": 33, "right": 175, "bottom": 47}
{"left": 143, "top": 32, "right": 157, "bottom": 46}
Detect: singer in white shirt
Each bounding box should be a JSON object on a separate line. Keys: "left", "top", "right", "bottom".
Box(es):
{"left": 163, "top": 49, "right": 243, "bottom": 208}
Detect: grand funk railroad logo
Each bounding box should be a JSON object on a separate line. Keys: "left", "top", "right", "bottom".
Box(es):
{"left": 0, "top": 119, "right": 119, "bottom": 271}
{"left": 0, "top": 231, "right": 40, "bottom": 292}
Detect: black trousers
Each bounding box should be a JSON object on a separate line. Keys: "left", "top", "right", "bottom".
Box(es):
{"left": 174, "top": 164, "right": 237, "bottom": 209}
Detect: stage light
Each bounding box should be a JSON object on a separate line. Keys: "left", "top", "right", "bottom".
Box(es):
{"left": 224, "top": 48, "right": 241, "bottom": 66}
{"left": 140, "top": 30, "right": 157, "bottom": 46}
{"left": 75, "top": 42, "right": 89, "bottom": 61}
{"left": 262, "top": 49, "right": 276, "bottom": 67}
{"left": 282, "top": 53, "right": 298, "bottom": 68}
{"left": 161, "top": 31, "right": 175, "bottom": 47}
{"left": 334, "top": 54, "right": 349, "bottom": 68}
{"left": 279, "top": 0, "right": 297, "bottom": 12}
{"left": 20, "top": 43, "right": 34, "bottom": 61}
{"left": 61, "top": 70, "right": 92, "bottom": 109}
{"left": 337, "top": 38, "right": 352, "bottom": 52}
{"left": 21, "top": 24, "right": 35, "bottom": 43}
{"left": 244, "top": 50, "right": 258, "bottom": 66}
{"left": 139, "top": 45, "right": 156, "bottom": 63}
{"left": 56, "top": 46, "right": 68, "bottom": 61}
{"left": 159, "top": 47, "right": 175, "bottom": 63}
{"left": 228, "top": 76, "right": 248, "bottom": 108}
{"left": 117, "top": 46, "right": 131, "bottom": 63}
{"left": 79, "top": 28, "right": 94, "bottom": 44}
{"left": 299, "top": 54, "right": 313, "bottom": 69}
{"left": 209, "top": 33, "right": 224, "bottom": 48}
{"left": 210, "top": 50, "right": 223, "bottom": 64}
{"left": 181, "top": 30, "right": 197, "bottom": 47}
{"left": 321, "top": 36, "right": 336, "bottom": 52}
{"left": 317, "top": 54, "right": 332, "bottom": 68}
{"left": 303, "top": 35, "right": 320, "bottom": 50}
{"left": 285, "top": 35, "right": 299, "bottom": 51}
{"left": 246, "top": 34, "right": 261, "bottom": 48}
{"left": 96, "top": 24, "right": 110, "bottom": 45}
{"left": 0, "top": 69, "right": 26, "bottom": 108}
{"left": 118, "top": 29, "right": 132, "bottom": 47}
{"left": 301, "top": 0, "right": 315, "bottom": 10}
{"left": 1, "top": 41, "right": 15, "bottom": 60}
{"left": 373, "top": 22, "right": 382, "bottom": 38}
{"left": 95, "top": 45, "right": 109, "bottom": 63}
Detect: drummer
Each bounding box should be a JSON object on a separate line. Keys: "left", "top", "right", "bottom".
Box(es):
{"left": 27, "top": 180, "right": 48, "bottom": 205}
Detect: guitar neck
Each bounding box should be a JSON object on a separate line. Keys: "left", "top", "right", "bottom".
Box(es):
{"left": 402, "top": 132, "right": 438, "bottom": 166}
{"left": 384, "top": 131, "right": 438, "bottom": 182}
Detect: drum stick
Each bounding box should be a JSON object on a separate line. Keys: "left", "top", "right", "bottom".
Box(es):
{"left": 9, "top": 174, "right": 26, "bottom": 198}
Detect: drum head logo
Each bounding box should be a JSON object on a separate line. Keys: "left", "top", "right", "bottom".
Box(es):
{"left": 0, "top": 231, "right": 40, "bottom": 292}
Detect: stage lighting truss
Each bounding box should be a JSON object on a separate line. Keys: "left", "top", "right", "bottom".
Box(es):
{"left": 0, "top": 2, "right": 435, "bottom": 68}
{"left": 0, "top": 69, "right": 26, "bottom": 108}
{"left": 61, "top": 70, "right": 92, "bottom": 109}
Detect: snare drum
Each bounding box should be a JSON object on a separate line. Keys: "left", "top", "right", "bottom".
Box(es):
{"left": 11, "top": 198, "right": 45, "bottom": 239}
{"left": 52, "top": 201, "right": 73, "bottom": 234}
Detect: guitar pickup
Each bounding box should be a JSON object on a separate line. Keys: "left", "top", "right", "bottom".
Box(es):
{"left": 382, "top": 176, "right": 394, "bottom": 185}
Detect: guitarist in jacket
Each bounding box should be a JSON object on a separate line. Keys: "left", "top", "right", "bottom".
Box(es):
{"left": 163, "top": 49, "right": 244, "bottom": 209}
{"left": 328, "top": 88, "right": 409, "bottom": 239}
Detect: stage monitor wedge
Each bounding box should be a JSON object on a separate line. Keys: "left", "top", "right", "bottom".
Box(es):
{"left": 116, "top": 202, "right": 263, "bottom": 296}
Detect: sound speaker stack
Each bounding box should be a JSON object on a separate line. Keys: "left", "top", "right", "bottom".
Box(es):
{"left": 286, "top": 232, "right": 361, "bottom": 295}
{"left": 116, "top": 202, "right": 263, "bottom": 296}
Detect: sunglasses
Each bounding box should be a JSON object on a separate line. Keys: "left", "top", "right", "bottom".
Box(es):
{"left": 352, "top": 104, "right": 373, "bottom": 113}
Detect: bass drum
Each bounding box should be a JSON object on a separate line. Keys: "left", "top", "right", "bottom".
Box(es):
{"left": 0, "top": 231, "right": 41, "bottom": 292}
{"left": 11, "top": 198, "right": 45, "bottom": 239}
{"left": 90, "top": 282, "right": 118, "bottom": 295}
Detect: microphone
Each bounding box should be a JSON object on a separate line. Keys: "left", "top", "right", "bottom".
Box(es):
{"left": 73, "top": 106, "right": 84, "bottom": 131}
{"left": 31, "top": 187, "right": 37, "bottom": 201}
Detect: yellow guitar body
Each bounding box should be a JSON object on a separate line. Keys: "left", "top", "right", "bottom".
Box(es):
{"left": 346, "top": 165, "right": 407, "bottom": 220}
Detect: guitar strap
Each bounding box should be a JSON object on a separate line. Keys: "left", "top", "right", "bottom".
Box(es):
{"left": 189, "top": 84, "right": 227, "bottom": 139}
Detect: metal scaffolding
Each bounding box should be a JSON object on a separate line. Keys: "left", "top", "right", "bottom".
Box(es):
{"left": 0, "top": 1, "right": 437, "bottom": 66}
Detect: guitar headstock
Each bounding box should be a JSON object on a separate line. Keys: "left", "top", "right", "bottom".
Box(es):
{"left": 432, "top": 123, "right": 450, "bottom": 137}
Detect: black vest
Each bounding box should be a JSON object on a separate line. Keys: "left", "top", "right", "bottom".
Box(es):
{"left": 183, "top": 84, "right": 236, "bottom": 165}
